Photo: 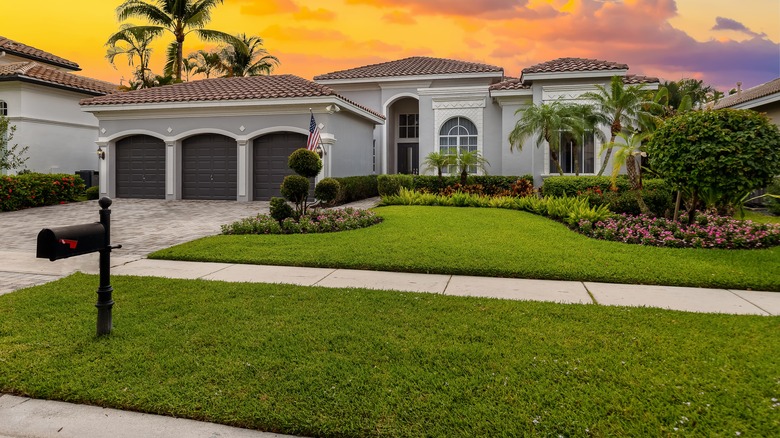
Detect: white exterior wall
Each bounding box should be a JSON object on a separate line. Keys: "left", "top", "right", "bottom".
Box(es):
{"left": 0, "top": 81, "right": 100, "bottom": 175}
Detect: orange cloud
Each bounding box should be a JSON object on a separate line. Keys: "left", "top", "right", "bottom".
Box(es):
{"left": 294, "top": 7, "right": 336, "bottom": 21}
{"left": 240, "top": 0, "right": 297, "bottom": 15}
{"left": 382, "top": 11, "right": 416, "bottom": 25}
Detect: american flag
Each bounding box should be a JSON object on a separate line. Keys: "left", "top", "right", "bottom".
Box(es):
{"left": 307, "top": 113, "right": 321, "bottom": 151}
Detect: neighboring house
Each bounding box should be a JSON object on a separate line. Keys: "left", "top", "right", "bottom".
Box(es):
{"left": 0, "top": 36, "right": 117, "bottom": 176}
{"left": 713, "top": 78, "right": 780, "bottom": 126}
{"left": 81, "top": 56, "right": 658, "bottom": 200}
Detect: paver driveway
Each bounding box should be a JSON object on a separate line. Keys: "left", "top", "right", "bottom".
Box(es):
{"left": 0, "top": 199, "right": 268, "bottom": 293}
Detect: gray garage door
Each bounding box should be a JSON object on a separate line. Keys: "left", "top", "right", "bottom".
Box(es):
{"left": 115, "top": 135, "right": 166, "bottom": 199}
{"left": 253, "top": 132, "right": 311, "bottom": 201}
{"left": 182, "top": 134, "right": 237, "bottom": 200}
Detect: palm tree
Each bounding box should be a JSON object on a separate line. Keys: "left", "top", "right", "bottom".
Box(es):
{"left": 422, "top": 151, "right": 453, "bottom": 180}
{"left": 216, "top": 33, "right": 279, "bottom": 77}
{"left": 581, "top": 76, "right": 656, "bottom": 176}
{"left": 455, "top": 150, "right": 490, "bottom": 185}
{"left": 187, "top": 49, "right": 222, "bottom": 79}
{"left": 112, "top": 0, "right": 243, "bottom": 81}
{"left": 605, "top": 131, "right": 651, "bottom": 215}
{"left": 508, "top": 101, "right": 581, "bottom": 176}
{"left": 105, "top": 24, "right": 161, "bottom": 88}
{"left": 564, "top": 104, "right": 607, "bottom": 176}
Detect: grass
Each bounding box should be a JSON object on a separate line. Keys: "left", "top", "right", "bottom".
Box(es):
{"left": 1, "top": 274, "right": 778, "bottom": 437}
{"left": 738, "top": 209, "right": 780, "bottom": 224}
{"left": 150, "top": 206, "right": 780, "bottom": 291}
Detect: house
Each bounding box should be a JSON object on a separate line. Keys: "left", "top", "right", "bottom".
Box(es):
{"left": 81, "top": 56, "right": 659, "bottom": 200}
{"left": 0, "top": 36, "right": 117, "bottom": 177}
{"left": 713, "top": 78, "right": 780, "bottom": 126}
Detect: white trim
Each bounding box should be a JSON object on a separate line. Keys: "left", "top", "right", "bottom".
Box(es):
{"left": 102, "top": 129, "right": 170, "bottom": 143}
{"left": 378, "top": 80, "right": 432, "bottom": 90}
{"left": 382, "top": 92, "right": 420, "bottom": 175}
{"left": 417, "top": 85, "right": 489, "bottom": 96}
{"left": 729, "top": 93, "right": 780, "bottom": 110}
{"left": 316, "top": 71, "right": 503, "bottom": 86}
{"left": 6, "top": 116, "right": 97, "bottom": 130}
{"left": 173, "top": 128, "right": 240, "bottom": 141}
{"left": 490, "top": 89, "right": 533, "bottom": 100}
{"left": 244, "top": 126, "right": 309, "bottom": 140}
{"left": 522, "top": 70, "right": 628, "bottom": 81}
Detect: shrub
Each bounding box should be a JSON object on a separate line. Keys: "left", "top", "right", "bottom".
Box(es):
{"left": 768, "top": 178, "right": 780, "bottom": 216}
{"left": 314, "top": 178, "right": 340, "bottom": 204}
{"left": 287, "top": 148, "right": 322, "bottom": 178}
{"left": 0, "top": 173, "right": 84, "bottom": 212}
{"left": 646, "top": 109, "right": 780, "bottom": 213}
{"left": 280, "top": 175, "right": 311, "bottom": 215}
{"left": 85, "top": 185, "right": 100, "bottom": 200}
{"left": 542, "top": 176, "right": 628, "bottom": 197}
{"left": 412, "top": 175, "right": 458, "bottom": 193}
{"left": 377, "top": 174, "right": 413, "bottom": 196}
{"left": 333, "top": 175, "right": 378, "bottom": 204}
{"left": 222, "top": 208, "right": 383, "bottom": 235}
{"left": 269, "top": 197, "right": 295, "bottom": 222}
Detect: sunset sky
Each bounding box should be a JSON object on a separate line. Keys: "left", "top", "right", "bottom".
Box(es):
{"left": 3, "top": 0, "right": 778, "bottom": 91}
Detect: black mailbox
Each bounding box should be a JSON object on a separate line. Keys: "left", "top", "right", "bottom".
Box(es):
{"left": 36, "top": 223, "right": 106, "bottom": 261}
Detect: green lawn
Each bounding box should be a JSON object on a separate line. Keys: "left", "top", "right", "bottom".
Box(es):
{"left": 150, "top": 206, "right": 780, "bottom": 291}
{"left": 739, "top": 210, "right": 780, "bottom": 224}
{"left": 1, "top": 274, "right": 778, "bottom": 437}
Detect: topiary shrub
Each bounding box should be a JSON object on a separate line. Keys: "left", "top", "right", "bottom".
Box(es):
{"left": 377, "top": 174, "right": 413, "bottom": 196}
{"left": 646, "top": 109, "right": 780, "bottom": 220}
{"left": 85, "top": 185, "right": 100, "bottom": 200}
{"left": 314, "top": 178, "right": 340, "bottom": 205}
{"left": 280, "top": 175, "right": 310, "bottom": 215}
{"left": 288, "top": 148, "right": 322, "bottom": 178}
{"left": 269, "top": 197, "right": 295, "bottom": 222}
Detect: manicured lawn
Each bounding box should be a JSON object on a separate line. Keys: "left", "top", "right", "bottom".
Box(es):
{"left": 739, "top": 210, "right": 780, "bottom": 224}
{"left": 1, "top": 274, "right": 777, "bottom": 437}
{"left": 150, "top": 206, "right": 780, "bottom": 291}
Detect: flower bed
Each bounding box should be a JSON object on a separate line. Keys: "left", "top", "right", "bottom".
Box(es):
{"left": 577, "top": 212, "right": 780, "bottom": 249}
{"left": 221, "top": 207, "right": 383, "bottom": 235}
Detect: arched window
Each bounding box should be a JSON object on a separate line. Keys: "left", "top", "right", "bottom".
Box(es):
{"left": 0, "top": 101, "right": 7, "bottom": 117}
{"left": 439, "top": 117, "right": 478, "bottom": 173}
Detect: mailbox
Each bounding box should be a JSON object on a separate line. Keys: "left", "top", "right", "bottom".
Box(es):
{"left": 36, "top": 223, "right": 106, "bottom": 261}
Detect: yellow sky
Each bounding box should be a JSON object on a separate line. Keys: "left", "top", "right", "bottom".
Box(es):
{"left": 2, "top": 0, "right": 779, "bottom": 89}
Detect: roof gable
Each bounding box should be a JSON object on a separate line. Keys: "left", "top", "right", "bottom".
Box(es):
{"left": 522, "top": 57, "right": 629, "bottom": 75}
{"left": 0, "top": 62, "right": 118, "bottom": 96}
{"left": 314, "top": 56, "right": 503, "bottom": 81}
{"left": 713, "top": 78, "right": 780, "bottom": 109}
{"left": 0, "top": 36, "right": 80, "bottom": 71}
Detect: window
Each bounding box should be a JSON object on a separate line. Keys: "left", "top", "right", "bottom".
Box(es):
{"left": 439, "top": 117, "right": 478, "bottom": 174}
{"left": 398, "top": 114, "right": 419, "bottom": 139}
{"left": 0, "top": 101, "right": 7, "bottom": 116}
{"left": 550, "top": 131, "right": 595, "bottom": 174}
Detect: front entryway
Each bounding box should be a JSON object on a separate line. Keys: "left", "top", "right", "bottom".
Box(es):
{"left": 182, "top": 134, "right": 237, "bottom": 200}
{"left": 397, "top": 143, "right": 419, "bottom": 175}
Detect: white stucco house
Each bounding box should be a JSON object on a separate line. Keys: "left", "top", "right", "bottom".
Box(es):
{"left": 81, "top": 56, "right": 659, "bottom": 201}
{"left": 713, "top": 77, "right": 780, "bottom": 126}
{"left": 0, "top": 36, "right": 117, "bottom": 177}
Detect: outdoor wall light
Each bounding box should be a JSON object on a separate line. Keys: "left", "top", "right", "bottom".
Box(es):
{"left": 315, "top": 144, "right": 326, "bottom": 157}
{"left": 96, "top": 147, "right": 105, "bottom": 160}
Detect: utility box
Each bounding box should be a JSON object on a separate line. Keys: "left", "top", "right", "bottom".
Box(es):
{"left": 36, "top": 223, "right": 106, "bottom": 261}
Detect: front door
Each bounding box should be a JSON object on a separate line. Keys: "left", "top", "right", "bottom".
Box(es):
{"left": 397, "top": 143, "right": 419, "bottom": 175}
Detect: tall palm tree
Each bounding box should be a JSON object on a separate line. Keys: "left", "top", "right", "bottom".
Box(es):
{"left": 455, "top": 150, "right": 490, "bottom": 185}
{"left": 112, "top": 0, "right": 243, "bottom": 81}
{"left": 581, "top": 76, "right": 656, "bottom": 176}
{"left": 187, "top": 49, "right": 222, "bottom": 78}
{"left": 508, "top": 101, "right": 581, "bottom": 176}
{"left": 105, "top": 24, "right": 161, "bottom": 88}
{"left": 564, "top": 104, "right": 607, "bottom": 176}
{"left": 605, "top": 131, "right": 650, "bottom": 215}
{"left": 216, "top": 33, "right": 279, "bottom": 77}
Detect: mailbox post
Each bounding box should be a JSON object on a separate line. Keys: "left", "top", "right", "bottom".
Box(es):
{"left": 36, "top": 197, "right": 121, "bottom": 336}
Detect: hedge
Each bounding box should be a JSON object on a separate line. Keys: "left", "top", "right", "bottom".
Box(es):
{"left": 333, "top": 175, "right": 378, "bottom": 204}
{"left": 542, "top": 176, "right": 674, "bottom": 216}
{"left": 1, "top": 173, "right": 85, "bottom": 212}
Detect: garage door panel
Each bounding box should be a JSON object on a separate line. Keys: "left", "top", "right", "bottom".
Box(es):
{"left": 116, "top": 135, "right": 165, "bottom": 199}
{"left": 253, "top": 132, "right": 312, "bottom": 201}
{"left": 182, "top": 134, "right": 237, "bottom": 200}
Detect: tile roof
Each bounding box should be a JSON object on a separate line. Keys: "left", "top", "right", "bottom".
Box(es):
{"left": 314, "top": 56, "right": 503, "bottom": 81}
{"left": 489, "top": 77, "right": 530, "bottom": 91}
{"left": 522, "top": 57, "right": 628, "bottom": 75}
{"left": 0, "top": 62, "right": 118, "bottom": 95}
{"left": 80, "top": 74, "right": 385, "bottom": 119}
{"left": 0, "top": 36, "right": 80, "bottom": 70}
{"left": 713, "top": 77, "right": 780, "bottom": 109}
{"left": 622, "top": 74, "right": 660, "bottom": 85}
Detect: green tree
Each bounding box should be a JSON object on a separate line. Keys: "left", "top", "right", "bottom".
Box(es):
{"left": 508, "top": 101, "right": 581, "bottom": 176}
{"left": 0, "top": 116, "right": 29, "bottom": 172}
{"left": 422, "top": 151, "right": 453, "bottom": 180}
{"left": 646, "top": 109, "right": 780, "bottom": 222}
{"left": 455, "top": 150, "right": 490, "bottom": 185}
{"left": 581, "top": 76, "right": 656, "bottom": 176}
{"left": 216, "top": 33, "right": 278, "bottom": 77}
{"left": 112, "top": 0, "right": 243, "bottom": 81}
{"left": 565, "top": 104, "right": 607, "bottom": 176}
{"left": 186, "top": 49, "right": 222, "bottom": 79}
{"left": 605, "top": 131, "right": 650, "bottom": 214}
{"left": 105, "top": 23, "right": 161, "bottom": 88}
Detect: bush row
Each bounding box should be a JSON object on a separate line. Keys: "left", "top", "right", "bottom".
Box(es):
{"left": 378, "top": 174, "right": 534, "bottom": 197}
{"left": 0, "top": 173, "right": 85, "bottom": 212}
{"left": 542, "top": 176, "right": 675, "bottom": 217}
{"left": 332, "top": 175, "right": 379, "bottom": 204}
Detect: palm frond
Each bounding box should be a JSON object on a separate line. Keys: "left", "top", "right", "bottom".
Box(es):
{"left": 116, "top": 1, "right": 173, "bottom": 26}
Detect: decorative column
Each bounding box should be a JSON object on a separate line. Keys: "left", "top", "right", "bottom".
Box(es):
{"left": 165, "top": 141, "right": 176, "bottom": 200}
{"left": 237, "top": 139, "right": 250, "bottom": 202}
{"left": 319, "top": 133, "right": 337, "bottom": 181}
{"left": 95, "top": 141, "right": 110, "bottom": 198}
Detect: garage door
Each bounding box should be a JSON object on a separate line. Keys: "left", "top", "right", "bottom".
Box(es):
{"left": 253, "top": 132, "right": 311, "bottom": 200}
{"left": 182, "top": 134, "right": 237, "bottom": 200}
{"left": 115, "top": 135, "right": 166, "bottom": 199}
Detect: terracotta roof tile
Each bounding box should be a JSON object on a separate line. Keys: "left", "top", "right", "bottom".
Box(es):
{"left": 0, "top": 62, "right": 119, "bottom": 95}
{"left": 0, "top": 36, "right": 80, "bottom": 70}
{"left": 713, "top": 77, "right": 780, "bottom": 109}
{"left": 80, "top": 75, "right": 385, "bottom": 119}
{"left": 489, "top": 77, "right": 530, "bottom": 91}
{"left": 522, "top": 57, "right": 628, "bottom": 75}
{"left": 314, "top": 56, "right": 503, "bottom": 81}
{"left": 622, "top": 74, "right": 660, "bottom": 85}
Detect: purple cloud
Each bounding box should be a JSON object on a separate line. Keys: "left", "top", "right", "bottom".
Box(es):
{"left": 711, "top": 17, "right": 766, "bottom": 38}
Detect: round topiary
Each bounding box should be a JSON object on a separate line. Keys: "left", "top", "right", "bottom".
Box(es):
{"left": 288, "top": 148, "right": 322, "bottom": 178}
{"left": 280, "top": 174, "right": 310, "bottom": 203}
{"left": 314, "top": 178, "right": 340, "bottom": 204}
{"left": 269, "top": 197, "right": 295, "bottom": 221}
{"left": 85, "top": 185, "right": 100, "bottom": 200}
